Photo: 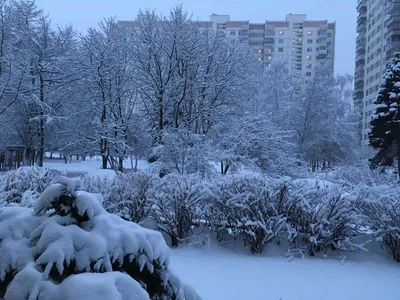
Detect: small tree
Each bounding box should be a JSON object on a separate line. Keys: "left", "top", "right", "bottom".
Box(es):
{"left": 369, "top": 52, "right": 400, "bottom": 175}
{"left": 0, "top": 177, "right": 201, "bottom": 299}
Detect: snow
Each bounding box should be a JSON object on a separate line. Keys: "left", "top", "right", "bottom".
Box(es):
{"left": 0, "top": 179, "right": 203, "bottom": 299}
{"left": 31, "top": 184, "right": 171, "bottom": 278}
{"left": 170, "top": 245, "right": 400, "bottom": 300}
{"left": 5, "top": 266, "right": 150, "bottom": 300}
{"left": 43, "top": 157, "right": 150, "bottom": 178}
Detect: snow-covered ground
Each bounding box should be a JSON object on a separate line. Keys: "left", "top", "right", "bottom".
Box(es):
{"left": 170, "top": 244, "right": 400, "bottom": 300}
{"left": 42, "top": 157, "right": 150, "bottom": 177}
{"left": 2, "top": 159, "right": 400, "bottom": 299}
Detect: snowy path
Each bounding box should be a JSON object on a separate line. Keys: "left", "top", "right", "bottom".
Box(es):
{"left": 170, "top": 246, "right": 400, "bottom": 300}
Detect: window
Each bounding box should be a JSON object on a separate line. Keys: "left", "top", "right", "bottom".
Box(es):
{"left": 307, "top": 39, "right": 313, "bottom": 44}
{"left": 307, "top": 30, "right": 313, "bottom": 35}
{"left": 268, "top": 56, "right": 272, "bottom": 60}
{"left": 278, "top": 47, "right": 283, "bottom": 52}
{"left": 279, "top": 39, "right": 284, "bottom": 44}
{"left": 257, "top": 49, "right": 263, "bottom": 53}
{"left": 307, "top": 47, "right": 312, "bottom": 52}
{"left": 230, "top": 31, "right": 236, "bottom": 36}
{"left": 306, "top": 63, "right": 311, "bottom": 68}
{"left": 306, "top": 72, "right": 312, "bottom": 76}
{"left": 265, "top": 29, "right": 275, "bottom": 36}
{"left": 306, "top": 55, "right": 312, "bottom": 60}
{"left": 279, "top": 30, "right": 284, "bottom": 35}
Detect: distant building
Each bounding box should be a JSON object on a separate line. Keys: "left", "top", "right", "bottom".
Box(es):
{"left": 119, "top": 13, "right": 336, "bottom": 78}
{"left": 196, "top": 14, "right": 336, "bottom": 77}
{"left": 354, "top": 0, "right": 400, "bottom": 145}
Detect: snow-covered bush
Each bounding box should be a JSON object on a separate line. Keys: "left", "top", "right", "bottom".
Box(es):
{"left": 158, "top": 129, "right": 213, "bottom": 176}
{"left": 150, "top": 174, "right": 205, "bottom": 247}
{"left": 0, "top": 177, "right": 201, "bottom": 299}
{"left": 282, "top": 180, "right": 363, "bottom": 256}
{"left": 0, "top": 167, "right": 57, "bottom": 207}
{"left": 207, "top": 176, "right": 285, "bottom": 253}
{"left": 321, "top": 165, "right": 396, "bottom": 187}
{"left": 82, "top": 172, "right": 156, "bottom": 223}
{"left": 360, "top": 185, "right": 400, "bottom": 262}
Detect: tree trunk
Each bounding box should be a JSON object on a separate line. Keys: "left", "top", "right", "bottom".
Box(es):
{"left": 397, "top": 145, "right": 400, "bottom": 181}
{"left": 158, "top": 94, "right": 164, "bottom": 144}
{"left": 102, "top": 155, "right": 108, "bottom": 169}
{"left": 118, "top": 157, "right": 123, "bottom": 172}
{"left": 134, "top": 154, "right": 138, "bottom": 172}
{"left": 37, "top": 73, "right": 45, "bottom": 168}
{"left": 223, "top": 164, "right": 230, "bottom": 175}
{"left": 23, "top": 148, "right": 30, "bottom": 166}
{"left": 170, "top": 234, "right": 179, "bottom": 248}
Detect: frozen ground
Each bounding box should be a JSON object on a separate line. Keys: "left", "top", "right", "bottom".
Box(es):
{"left": 1, "top": 159, "right": 399, "bottom": 299}
{"left": 42, "top": 157, "right": 150, "bottom": 177}
{"left": 170, "top": 244, "right": 400, "bottom": 300}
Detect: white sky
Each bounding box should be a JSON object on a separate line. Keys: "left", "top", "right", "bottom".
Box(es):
{"left": 35, "top": 0, "right": 357, "bottom": 75}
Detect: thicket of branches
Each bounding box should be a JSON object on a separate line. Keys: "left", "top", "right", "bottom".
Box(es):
{"left": 1, "top": 168, "right": 399, "bottom": 262}
{"left": 0, "top": 1, "right": 360, "bottom": 176}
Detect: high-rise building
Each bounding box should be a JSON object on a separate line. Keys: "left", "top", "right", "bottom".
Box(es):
{"left": 355, "top": 0, "right": 400, "bottom": 145}
{"left": 121, "top": 14, "right": 336, "bottom": 77}
{"left": 198, "top": 14, "right": 336, "bottom": 77}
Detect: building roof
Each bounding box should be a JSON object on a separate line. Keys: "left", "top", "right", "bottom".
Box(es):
{"left": 249, "top": 23, "right": 265, "bottom": 30}
{"left": 265, "top": 21, "right": 290, "bottom": 27}
{"left": 226, "top": 21, "right": 249, "bottom": 28}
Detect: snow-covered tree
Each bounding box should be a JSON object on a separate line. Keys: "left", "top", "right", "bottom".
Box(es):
{"left": 70, "top": 18, "right": 139, "bottom": 170}
{"left": 0, "top": 177, "right": 201, "bottom": 299}
{"left": 369, "top": 52, "right": 400, "bottom": 175}
{"left": 289, "top": 62, "right": 359, "bottom": 171}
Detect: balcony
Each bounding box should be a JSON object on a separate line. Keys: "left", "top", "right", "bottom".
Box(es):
{"left": 357, "top": 22, "right": 366, "bottom": 34}
{"left": 356, "top": 35, "right": 366, "bottom": 45}
{"left": 357, "top": 0, "right": 367, "bottom": 12}
{"left": 355, "top": 64, "right": 364, "bottom": 73}
{"left": 355, "top": 52, "right": 365, "bottom": 65}
{"left": 386, "top": 29, "right": 400, "bottom": 40}
{"left": 356, "top": 43, "right": 366, "bottom": 52}
{"left": 355, "top": 78, "right": 364, "bottom": 90}
{"left": 391, "top": 41, "right": 400, "bottom": 50}
{"left": 353, "top": 90, "right": 364, "bottom": 100}
{"left": 355, "top": 69, "right": 365, "bottom": 79}
{"left": 357, "top": 14, "right": 366, "bottom": 27}
{"left": 355, "top": 58, "right": 365, "bottom": 68}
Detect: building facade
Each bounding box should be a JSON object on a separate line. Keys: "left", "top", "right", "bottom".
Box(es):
{"left": 198, "top": 14, "right": 336, "bottom": 77}
{"left": 355, "top": 0, "right": 400, "bottom": 145}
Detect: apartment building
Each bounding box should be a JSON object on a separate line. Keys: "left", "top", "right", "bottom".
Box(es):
{"left": 355, "top": 0, "right": 400, "bottom": 145}
{"left": 198, "top": 14, "right": 335, "bottom": 77}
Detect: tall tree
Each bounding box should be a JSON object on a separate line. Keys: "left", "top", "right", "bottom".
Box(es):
{"left": 369, "top": 52, "right": 400, "bottom": 174}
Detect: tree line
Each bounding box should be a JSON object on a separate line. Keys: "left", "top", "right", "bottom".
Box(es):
{"left": 0, "top": 1, "right": 360, "bottom": 175}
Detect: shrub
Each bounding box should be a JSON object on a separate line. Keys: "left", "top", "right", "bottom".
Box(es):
{"left": 0, "top": 177, "right": 201, "bottom": 300}
{"left": 207, "top": 176, "right": 285, "bottom": 254}
{"left": 150, "top": 174, "right": 205, "bottom": 248}
{"left": 82, "top": 172, "right": 156, "bottom": 223}
{"left": 361, "top": 185, "right": 400, "bottom": 262}
{"left": 0, "top": 167, "right": 57, "bottom": 207}
{"left": 282, "top": 180, "right": 364, "bottom": 256}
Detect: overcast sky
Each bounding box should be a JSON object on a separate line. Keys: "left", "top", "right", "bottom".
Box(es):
{"left": 35, "top": 0, "right": 357, "bottom": 75}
